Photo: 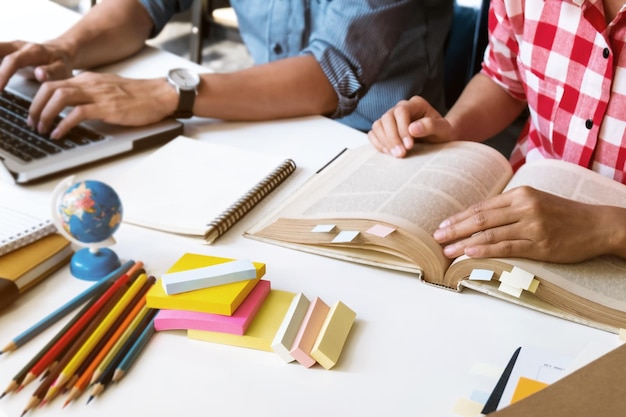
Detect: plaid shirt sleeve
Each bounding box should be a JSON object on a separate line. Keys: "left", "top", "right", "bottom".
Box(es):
{"left": 480, "top": 0, "right": 626, "bottom": 185}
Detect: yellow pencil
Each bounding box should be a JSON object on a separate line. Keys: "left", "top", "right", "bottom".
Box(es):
{"left": 89, "top": 302, "right": 153, "bottom": 385}
{"left": 44, "top": 273, "right": 149, "bottom": 401}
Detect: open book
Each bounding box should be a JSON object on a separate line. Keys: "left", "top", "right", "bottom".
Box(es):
{"left": 245, "top": 141, "right": 626, "bottom": 333}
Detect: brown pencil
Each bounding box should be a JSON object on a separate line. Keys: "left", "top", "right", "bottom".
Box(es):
{"left": 19, "top": 284, "right": 129, "bottom": 415}
{"left": 0, "top": 287, "right": 106, "bottom": 399}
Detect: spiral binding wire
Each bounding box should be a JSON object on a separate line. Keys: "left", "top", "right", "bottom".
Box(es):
{"left": 204, "top": 159, "right": 296, "bottom": 242}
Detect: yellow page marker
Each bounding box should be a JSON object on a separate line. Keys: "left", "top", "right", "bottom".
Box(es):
{"left": 310, "top": 301, "right": 356, "bottom": 370}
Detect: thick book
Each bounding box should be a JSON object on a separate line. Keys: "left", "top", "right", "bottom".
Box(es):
{"left": 110, "top": 136, "right": 296, "bottom": 243}
{"left": 245, "top": 141, "right": 626, "bottom": 333}
{"left": 0, "top": 233, "right": 73, "bottom": 310}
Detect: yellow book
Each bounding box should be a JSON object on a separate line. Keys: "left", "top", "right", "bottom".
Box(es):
{"left": 188, "top": 290, "right": 295, "bottom": 351}
{"left": 146, "top": 253, "right": 265, "bottom": 315}
{"left": 0, "top": 233, "right": 72, "bottom": 310}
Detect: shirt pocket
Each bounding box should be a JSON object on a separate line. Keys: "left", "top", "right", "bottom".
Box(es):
{"left": 517, "top": 58, "right": 564, "bottom": 145}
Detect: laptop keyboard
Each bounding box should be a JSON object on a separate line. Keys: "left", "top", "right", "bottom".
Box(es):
{"left": 0, "top": 89, "right": 106, "bottom": 163}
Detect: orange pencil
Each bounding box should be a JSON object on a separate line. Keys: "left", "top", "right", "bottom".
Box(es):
{"left": 64, "top": 277, "right": 156, "bottom": 407}
{"left": 44, "top": 273, "right": 149, "bottom": 402}
{"left": 19, "top": 285, "right": 128, "bottom": 415}
{"left": 18, "top": 266, "right": 138, "bottom": 390}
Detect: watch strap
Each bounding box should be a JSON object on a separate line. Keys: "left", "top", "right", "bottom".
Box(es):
{"left": 173, "top": 88, "right": 195, "bottom": 119}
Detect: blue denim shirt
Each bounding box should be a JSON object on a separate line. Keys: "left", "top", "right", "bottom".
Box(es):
{"left": 139, "top": 0, "right": 452, "bottom": 131}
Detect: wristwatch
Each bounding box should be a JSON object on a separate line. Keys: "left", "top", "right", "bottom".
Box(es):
{"left": 167, "top": 68, "right": 201, "bottom": 119}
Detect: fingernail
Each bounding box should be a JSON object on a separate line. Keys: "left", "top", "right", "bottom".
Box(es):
{"left": 51, "top": 128, "right": 60, "bottom": 140}
{"left": 402, "top": 136, "right": 413, "bottom": 149}
{"left": 391, "top": 145, "right": 404, "bottom": 157}
{"left": 27, "top": 116, "right": 34, "bottom": 129}
{"left": 443, "top": 245, "right": 456, "bottom": 257}
{"left": 438, "top": 219, "right": 450, "bottom": 228}
{"left": 464, "top": 247, "right": 478, "bottom": 257}
{"left": 433, "top": 229, "right": 445, "bottom": 241}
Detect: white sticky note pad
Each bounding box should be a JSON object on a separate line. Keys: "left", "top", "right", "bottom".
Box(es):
{"left": 501, "top": 266, "right": 536, "bottom": 290}
{"left": 469, "top": 269, "right": 494, "bottom": 281}
{"left": 365, "top": 224, "right": 395, "bottom": 238}
{"left": 331, "top": 231, "right": 359, "bottom": 243}
{"left": 311, "top": 224, "right": 336, "bottom": 233}
{"left": 161, "top": 259, "right": 257, "bottom": 295}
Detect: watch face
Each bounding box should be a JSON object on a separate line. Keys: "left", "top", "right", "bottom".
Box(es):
{"left": 169, "top": 68, "right": 200, "bottom": 89}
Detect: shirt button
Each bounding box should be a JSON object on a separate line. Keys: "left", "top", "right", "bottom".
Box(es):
{"left": 585, "top": 119, "right": 593, "bottom": 129}
{"left": 272, "top": 43, "right": 283, "bottom": 55}
{"left": 603, "top": 48, "right": 610, "bottom": 59}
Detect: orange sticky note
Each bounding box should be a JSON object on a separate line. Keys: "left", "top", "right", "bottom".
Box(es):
{"left": 510, "top": 376, "right": 549, "bottom": 404}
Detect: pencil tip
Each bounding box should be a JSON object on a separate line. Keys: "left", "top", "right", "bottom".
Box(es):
{"left": 62, "top": 400, "right": 70, "bottom": 409}
{"left": 20, "top": 409, "right": 28, "bottom": 417}
{"left": 39, "top": 399, "right": 47, "bottom": 408}
{"left": 0, "top": 392, "right": 6, "bottom": 400}
{"left": 86, "top": 396, "right": 94, "bottom": 405}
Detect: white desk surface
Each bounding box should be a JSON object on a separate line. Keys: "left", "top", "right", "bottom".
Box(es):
{"left": 0, "top": 2, "right": 621, "bottom": 417}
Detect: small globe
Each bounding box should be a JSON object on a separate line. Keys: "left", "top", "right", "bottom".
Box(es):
{"left": 57, "top": 180, "right": 123, "bottom": 244}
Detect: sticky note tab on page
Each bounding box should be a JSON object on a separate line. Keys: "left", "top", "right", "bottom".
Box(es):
{"left": 161, "top": 259, "right": 257, "bottom": 295}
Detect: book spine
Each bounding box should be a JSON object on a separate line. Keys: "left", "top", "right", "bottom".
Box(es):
{"left": 204, "top": 159, "right": 296, "bottom": 243}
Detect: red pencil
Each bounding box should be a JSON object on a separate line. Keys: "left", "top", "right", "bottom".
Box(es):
{"left": 18, "top": 264, "right": 143, "bottom": 390}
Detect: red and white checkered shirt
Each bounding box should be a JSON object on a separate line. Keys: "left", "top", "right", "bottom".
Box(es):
{"left": 482, "top": 0, "right": 626, "bottom": 184}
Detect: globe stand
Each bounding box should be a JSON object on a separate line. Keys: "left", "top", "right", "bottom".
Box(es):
{"left": 70, "top": 247, "right": 121, "bottom": 281}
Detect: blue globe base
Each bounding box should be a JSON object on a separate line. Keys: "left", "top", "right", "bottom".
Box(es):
{"left": 70, "top": 247, "right": 122, "bottom": 281}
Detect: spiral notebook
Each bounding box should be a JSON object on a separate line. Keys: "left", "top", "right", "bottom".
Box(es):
{"left": 0, "top": 206, "right": 57, "bottom": 257}
{"left": 110, "top": 136, "right": 296, "bottom": 243}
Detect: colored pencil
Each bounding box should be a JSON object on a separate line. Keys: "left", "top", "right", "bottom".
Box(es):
{"left": 89, "top": 300, "right": 153, "bottom": 385}
{"left": 0, "top": 287, "right": 107, "bottom": 400}
{"left": 0, "top": 260, "right": 135, "bottom": 355}
{"left": 112, "top": 316, "right": 157, "bottom": 384}
{"left": 19, "top": 285, "right": 128, "bottom": 416}
{"left": 88, "top": 306, "right": 159, "bottom": 404}
{"left": 18, "top": 266, "right": 136, "bottom": 390}
{"left": 44, "top": 273, "right": 149, "bottom": 401}
{"left": 64, "top": 277, "right": 156, "bottom": 407}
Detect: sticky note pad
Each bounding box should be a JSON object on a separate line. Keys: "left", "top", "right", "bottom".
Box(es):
{"left": 188, "top": 290, "right": 296, "bottom": 351}
{"left": 290, "top": 297, "right": 330, "bottom": 368}
{"left": 271, "top": 293, "right": 310, "bottom": 363}
{"left": 310, "top": 301, "right": 356, "bottom": 370}
{"left": 161, "top": 259, "right": 258, "bottom": 295}
{"left": 154, "top": 280, "right": 271, "bottom": 335}
{"left": 146, "top": 253, "right": 265, "bottom": 315}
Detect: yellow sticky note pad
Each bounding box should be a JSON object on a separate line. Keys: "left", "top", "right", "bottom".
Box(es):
{"left": 188, "top": 290, "right": 296, "bottom": 351}
{"left": 310, "top": 301, "right": 356, "bottom": 369}
{"left": 146, "top": 253, "right": 265, "bottom": 315}
{"left": 510, "top": 376, "right": 548, "bottom": 404}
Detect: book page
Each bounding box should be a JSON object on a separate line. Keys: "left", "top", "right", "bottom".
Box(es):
{"left": 248, "top": 141, "right": 512, "bottom": 282}
{"left": 445, "top": 159, "right": 626, "bottom": 331}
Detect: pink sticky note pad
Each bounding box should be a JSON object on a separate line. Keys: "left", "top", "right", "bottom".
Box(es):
{"left": 154, "top": 280, "right": 271, "bottom": 335}
{"left": 289, "top": 297, "right": 330, "bottom": 368}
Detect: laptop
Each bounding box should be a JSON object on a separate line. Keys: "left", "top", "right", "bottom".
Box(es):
{"left": 0, "top": 72, "right": 183, "bottom": 184}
